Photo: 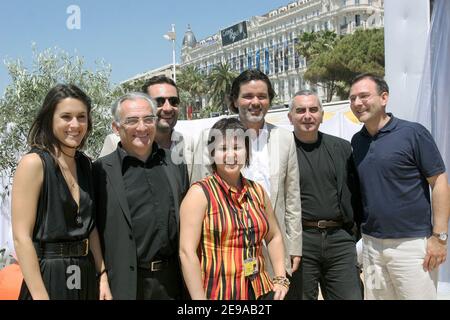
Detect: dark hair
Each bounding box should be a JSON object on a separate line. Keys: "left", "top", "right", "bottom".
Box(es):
{"left": 142, "top": 75, "right": 178, "bottom": 96}
{"left": 27, "top": 84, "right": 92, "bottom": 155}
{"left": 350, "top": 73, "right": 389, "bottom": 95}
{"left": 229, "top": 69, "right": 275, "bottom": 114}
{"left": 208, "top": 117, "right": 250, "bottom": 171}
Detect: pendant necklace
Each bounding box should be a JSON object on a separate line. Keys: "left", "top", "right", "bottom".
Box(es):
{"left": 75, "top": 210, "right": 83, "bottom": 227}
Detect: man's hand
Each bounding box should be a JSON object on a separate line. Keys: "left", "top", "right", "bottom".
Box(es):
{"left": 291, "top": 255, "right": 302, "bottom": 272}
{"left": 423, "top": 236, "right": 447, "bottom": 271}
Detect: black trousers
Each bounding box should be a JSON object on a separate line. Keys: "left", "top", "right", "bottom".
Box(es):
{"left": 136, "top": 262, "right": 183, "bottom": 300}
{"left": 290, "top": 227, "right": 363, "bottom": 300}
{"left": 285, "top": 263, "right": 303, "bottom": 300}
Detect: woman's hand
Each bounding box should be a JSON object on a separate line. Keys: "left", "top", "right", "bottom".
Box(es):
{"left": 99, "top": 274, "right": 113, "bottom": 300}
{"left": 272, "top": 283, "right": 288, "bottom": 300}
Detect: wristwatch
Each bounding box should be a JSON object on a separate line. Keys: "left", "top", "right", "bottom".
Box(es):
{"left": 432, "top": 232, "right": 448, "bottom": 242}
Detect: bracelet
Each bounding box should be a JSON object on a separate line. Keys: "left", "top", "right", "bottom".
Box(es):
{"left": 272, "top": 275, "right": 290, "bottom": 289}
{"left": 96, "top": 269, "right": 108, "bottom": 279}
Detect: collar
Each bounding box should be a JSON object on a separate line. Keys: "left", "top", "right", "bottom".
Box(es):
{"left": 238, "top": 117, "right": 269, "bottom": 138}
{"left": 379, "top": 113, "right": 397, "bottom": 133}
{"left": 170, "top": 130, "right": 183, "bottom": 143}
{"left": 361, "top": 113, "right": 397, "bottom": 137}
{"left": 248, "top": 122, "right": 269, "bottom": 143}
{"left": 259, "top": 122, "right": 269, "bottom": 139}
{"left": 294, "top": 131, "right": 322, "bottom": 149}
{"left": 213, "top": 171, "right": 249, "bottom": 202}
{"left": 116, "top": 142, "right": 165, "bottom": 170}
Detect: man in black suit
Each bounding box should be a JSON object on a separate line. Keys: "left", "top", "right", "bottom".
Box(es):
{"left": 93, "top": 92, "right": 189, "bottom": 299}
{"left": 287, "top": 90, "right": 363, "bottom": 300}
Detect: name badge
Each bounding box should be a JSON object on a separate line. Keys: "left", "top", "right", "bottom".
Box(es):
{"left": 244, "top": 257, "right": 259, "bottom": 277}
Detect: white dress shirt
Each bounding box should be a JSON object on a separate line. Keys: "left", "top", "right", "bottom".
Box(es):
{"left": 241, "top": 123, "right": 271, "bottom": 197}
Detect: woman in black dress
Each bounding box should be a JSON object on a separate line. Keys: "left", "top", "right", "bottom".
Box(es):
{"left": 12, "top": 84, "right": 112, "bottom": 300}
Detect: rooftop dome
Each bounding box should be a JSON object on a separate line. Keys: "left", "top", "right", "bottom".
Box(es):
{"left": 182, "top": 24, "right": 197, "bottom": 48}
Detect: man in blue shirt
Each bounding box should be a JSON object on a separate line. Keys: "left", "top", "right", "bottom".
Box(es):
{"left": 350, "top": 73, "right": 450, "bottom": 299}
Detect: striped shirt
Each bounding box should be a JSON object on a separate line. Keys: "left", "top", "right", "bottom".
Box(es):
{"left": 195, "top": 172, "right": 273, "bottom": 300}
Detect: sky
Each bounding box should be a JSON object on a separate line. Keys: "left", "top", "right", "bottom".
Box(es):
{"left": 0, "top": 0, "right": 292, "bottom": 95}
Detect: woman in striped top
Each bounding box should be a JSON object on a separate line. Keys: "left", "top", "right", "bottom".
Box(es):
{"left": 179, "top": 118, "right": 289, "bottom": 300}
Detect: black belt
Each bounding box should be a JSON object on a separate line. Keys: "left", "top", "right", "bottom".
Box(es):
{"left": 34, "top": 239, "right": 89, "bottom": 258}
{"left": 302, "top": 219, "right": 343, "bottom": 229}
{"left": 138, "top": 258, "right": 173, "bottom": 272}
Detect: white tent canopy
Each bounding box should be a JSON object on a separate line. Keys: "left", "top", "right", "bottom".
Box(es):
{"left": 385, "top": 0, "right": 450, "bottom": 296}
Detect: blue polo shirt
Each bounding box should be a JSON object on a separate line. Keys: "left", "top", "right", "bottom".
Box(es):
{"left": 351, "top": 114, "right": 446, "bottom": 239}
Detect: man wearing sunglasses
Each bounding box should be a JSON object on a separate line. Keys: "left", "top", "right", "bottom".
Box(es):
{"left": 100, "top": 76, "right": 193, "bottom": 180}
{"left": 142, "top": 76, "right": 193, "bottom": 179}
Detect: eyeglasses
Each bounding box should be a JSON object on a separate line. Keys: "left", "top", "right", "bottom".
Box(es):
{"left": 349, "top": 93, "right": 373, "bottom": 104}
{"left": 121, "top": 115, "right": 157, "bottom": 127}
{"left": 155, "top": 96, "right": 180, "bottom": 107}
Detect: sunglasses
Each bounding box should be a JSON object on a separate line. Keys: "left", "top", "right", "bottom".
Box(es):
{"left": 155, "top": 96, "right": 180, "bottom": 107}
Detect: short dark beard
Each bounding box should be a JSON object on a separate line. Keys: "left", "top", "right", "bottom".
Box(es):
{"left": 156, "top": 122, "right": 171, "bottom": 133}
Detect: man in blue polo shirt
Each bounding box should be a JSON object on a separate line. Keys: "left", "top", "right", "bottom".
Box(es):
{"left": 349, "top": 73, "right": 450, "bottom": 300}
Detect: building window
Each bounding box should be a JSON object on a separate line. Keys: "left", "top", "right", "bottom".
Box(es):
{"left": 284, "top": 42, "right": 289, "bottom": 72}
{"left": 355, "top": 0, "right": 360, "bottom": 5}
{"left": 294, "top": 38, "right": 300, "bottom": 69}
{"left": 355, "top": 14, "right": 361, "bottom": 26}
{"left": 341, "top": 16, "right": 348, "bottom": 29}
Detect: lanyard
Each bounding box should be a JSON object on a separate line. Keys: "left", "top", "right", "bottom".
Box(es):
{"left": 214, "top": 174, "right": 256, "bottom": 260}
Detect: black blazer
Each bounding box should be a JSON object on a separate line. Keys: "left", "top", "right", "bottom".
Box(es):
{"left": 93, "top": 148, "right": 189, "bottom": 300}
{"left": 320, "top": 132, "right": 362, "bottom": 237}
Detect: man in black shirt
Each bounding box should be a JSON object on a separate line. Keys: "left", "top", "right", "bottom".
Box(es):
{"left": 99, "top": 76, "right": 193, "bottom": 180}
{"left": 93, "top": 92, "right": 189, "bottom": 299}
{"left": 287, "top": 90, "right": 362, "bottom": 300}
